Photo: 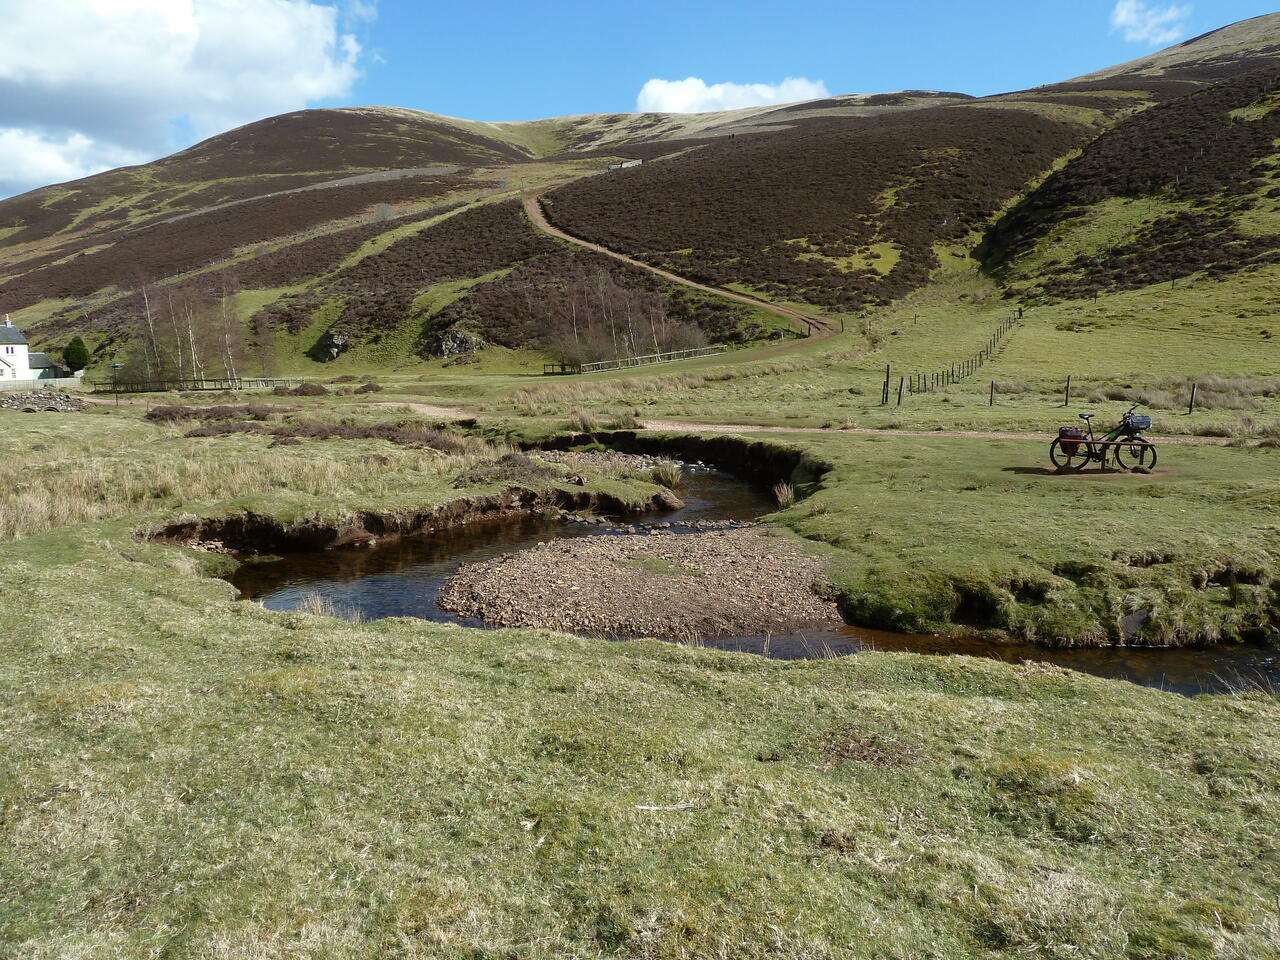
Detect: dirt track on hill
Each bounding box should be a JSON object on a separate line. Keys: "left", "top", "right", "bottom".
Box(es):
{"left": 522, "top": 194, "right": 833, "bottom": 339}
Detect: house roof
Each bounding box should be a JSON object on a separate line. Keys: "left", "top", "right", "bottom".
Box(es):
{"left": 0, "top": 326, "right": 28, "bottom": 346}
{"left": 27, "top": 352, "right": 58, "bottom": 369}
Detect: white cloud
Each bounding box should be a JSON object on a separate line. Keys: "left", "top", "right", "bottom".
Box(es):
{"left": 1110, "top": 0, "right": 1192, "bottom": 46}
{"left": 0, "top": 0, "right": 374, "bottom": 198}
{"left": 636, "top": 76, "right": 830, "bottom": 114}
{"left": 0, "top": 128, "right": 150, "bottom": 188}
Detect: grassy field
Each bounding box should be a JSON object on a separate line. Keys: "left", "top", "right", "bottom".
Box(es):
{"left": 7, "top": 130, "right": 1280, "bottom": 953}
{"left": 2, "top": 404, "right": 1279, "bottom": 958}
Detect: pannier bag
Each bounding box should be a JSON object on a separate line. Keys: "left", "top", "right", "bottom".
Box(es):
{"left": 1124, "top": 414, "right": 1152, "bottom": 431}
{"left": 1057, "top": 426, "right": 1085, "bottom": 455}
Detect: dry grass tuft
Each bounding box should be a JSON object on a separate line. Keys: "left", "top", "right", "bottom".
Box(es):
{"left": 773, "top": 482, "right": 796, "bottom": 508}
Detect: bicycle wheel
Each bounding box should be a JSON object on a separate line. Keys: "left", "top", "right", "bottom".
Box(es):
{"left": 1050, "top": 438, "right": 1090, "bottom": 471}
{"left": 1114, "top": 437, "right": 1157, "bottom": 471}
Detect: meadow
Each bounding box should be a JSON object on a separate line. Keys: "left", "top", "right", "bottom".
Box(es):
{"left": 2, "top": 401, "right": 1279, "bottom": 958}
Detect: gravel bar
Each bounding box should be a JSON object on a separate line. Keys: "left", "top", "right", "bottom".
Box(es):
{"left": 439, "top": 526, "right": 841, "bottom": 640}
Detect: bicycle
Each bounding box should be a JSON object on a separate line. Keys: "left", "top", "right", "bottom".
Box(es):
{"left": 1050, "top": 403, "right": 1157, "bottom": 472}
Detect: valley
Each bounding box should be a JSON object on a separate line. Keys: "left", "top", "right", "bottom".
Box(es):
{"left": 3, "top": 11, "right": 1280, "bottom": 959}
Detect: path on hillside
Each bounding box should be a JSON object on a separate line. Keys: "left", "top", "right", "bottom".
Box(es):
{"left": 522, "top": 194, "right": 834, "bottom": 339}
{"left": 158, "top": 166, "right": 461, "bottom": 226}
{"left": 376, "top": 402, "right": 1235, "bottom": 447}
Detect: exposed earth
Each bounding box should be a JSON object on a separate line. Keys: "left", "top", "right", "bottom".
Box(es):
{"left": 439, "top": 525, "right": 842, "bottom": 639}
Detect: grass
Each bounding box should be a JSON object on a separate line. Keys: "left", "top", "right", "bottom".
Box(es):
{"left": 756, "top": 430, "right": 1280, "bottom": 645}
{"left": 8, "top": 101, "right": 1280, "bottom": 953}
{"left": 3, "top": 364, "right": 1280, "bottom": 958}
{"left": 3, "top": 500, "right": 1280, "bottom": 956}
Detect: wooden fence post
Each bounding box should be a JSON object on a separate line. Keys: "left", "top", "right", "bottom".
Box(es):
{"left": 897, "top": 377, "right": 905, "bottom": 406}
{"left": 1064, "top": 375, "right": 1072, "bottom": 407}
{"left": 990, "top": 380, "right": 995, "bottom": 406}
{"left": 1188, "top": 382, "right": 1197, "bottom": 414}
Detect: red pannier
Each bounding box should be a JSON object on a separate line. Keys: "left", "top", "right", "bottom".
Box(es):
{"left": 1057, "top": 426, "right": 1085, "bottom": 455}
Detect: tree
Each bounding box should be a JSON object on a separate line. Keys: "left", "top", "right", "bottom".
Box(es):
{"left": 63, "top": 336, "right": 90, "bottom": 372}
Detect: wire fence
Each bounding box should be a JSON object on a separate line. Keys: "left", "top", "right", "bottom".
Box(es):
{"left": 544, "top": 345, "right": 728, "bottom": 376}
{"left": 881, "top": 311, "right": 1021, "bottom": 405}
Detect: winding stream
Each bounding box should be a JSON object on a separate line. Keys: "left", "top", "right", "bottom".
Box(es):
{"left": 230, "top": 464, "right": 1279, "bottom": 696}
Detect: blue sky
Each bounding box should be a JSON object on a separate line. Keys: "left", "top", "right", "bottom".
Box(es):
{"left": 0, "top": 0, "right": 1275, "bottom": 198}
{"left": 348, "top": 0, "right": 1276, "bottom": 120}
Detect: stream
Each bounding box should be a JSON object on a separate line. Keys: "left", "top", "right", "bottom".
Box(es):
{"left": 230, "top": 464, "right": 1280, "bottom": 696}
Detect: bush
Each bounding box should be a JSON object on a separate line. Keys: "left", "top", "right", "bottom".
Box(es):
{"left": 355, "top": 382, "right": 383, "bottom": 394}
{"left": 290, "top": 382, "right": 329, "bottom": 397}
{"left": 453, "top": 453, "right": 561, "bottom": 487}
{"left": 62, "top": 336, "right": 90, "bottom": 373}
{"left": 267, "top": 421, "right": 465, "bottom": 452}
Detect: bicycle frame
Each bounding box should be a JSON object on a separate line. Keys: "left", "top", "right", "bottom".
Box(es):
{"left": 1071, "top": 404, "right": 1147, "bottom": 467}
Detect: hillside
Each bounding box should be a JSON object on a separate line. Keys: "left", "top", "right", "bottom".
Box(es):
{"left": 1, "top": 13, "right": 1279, "bottom": 378}
{"left": 984, "top": 63, "right": 1280, "bottom": 302}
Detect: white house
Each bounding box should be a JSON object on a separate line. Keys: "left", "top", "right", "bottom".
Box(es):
{"left": 0, "top": 315, "right": 67, "bottom": 382}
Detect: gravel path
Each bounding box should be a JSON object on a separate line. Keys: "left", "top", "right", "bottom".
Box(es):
{"left": 439, "top": 526, "right": 841, "bottom": 640}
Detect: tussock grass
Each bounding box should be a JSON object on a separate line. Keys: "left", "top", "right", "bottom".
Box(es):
{"left": 0, "top": 413, "right": 506, "bottom": 541}
{"left": 649, "top": 460, "right": 683, "bottom": 488}
{"left": 773, "top": 481, "right": 796, "bottom": 508}
{"left": 296, "top": 591, "right": 366, "bottom": 622}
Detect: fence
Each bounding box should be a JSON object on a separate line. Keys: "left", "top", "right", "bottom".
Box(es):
{"left": 544, "top": 345, "right": 728, "bottom": 376}
{"left": 0, "top": 376, "right": 85, "bottom": 391}
{"left": 88, "top": 376, "right": 302, "bottom": 394}
{"left": 881, "top": 312, "right": 1021, "bottom": 405}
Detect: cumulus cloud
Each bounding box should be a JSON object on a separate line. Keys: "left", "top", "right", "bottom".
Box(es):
{"left": 0, "top": 0, "right": 373, "bottom": 198}
{"left": 636, "top": 76, "right": 830, "bottom": 114}
{"left": 1110, "top": 0, "right": 1192, "bottom": 46}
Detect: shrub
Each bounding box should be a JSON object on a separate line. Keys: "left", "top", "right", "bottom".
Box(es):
{"left": 267, "top": 422, "right": 466, "bottom": 452}
{"left": 355, "top": 382, "right": 383, "bottom": 394}
{"left": 290, "top": 382, "right": 329, "bottom": 397}
{"left": 453, "top": 453, "right": 560, "bottom": 487}
{"left": 62, "top": 336, "right": 90, "bottom": 372}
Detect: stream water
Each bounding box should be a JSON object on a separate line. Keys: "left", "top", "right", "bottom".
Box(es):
{"left": 230, "top": 464, "right": 1280, "bottom": 696}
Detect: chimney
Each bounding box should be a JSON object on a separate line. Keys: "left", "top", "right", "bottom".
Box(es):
{"left": 2, "top": 314, "right": 10, "bottom": 327}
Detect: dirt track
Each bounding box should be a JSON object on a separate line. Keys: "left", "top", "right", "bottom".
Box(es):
{"left": 522, "top": 194, "right": 833, "bottom": 338}
{"left": 374, "top": 402, "right": 1234, "bottom": 448}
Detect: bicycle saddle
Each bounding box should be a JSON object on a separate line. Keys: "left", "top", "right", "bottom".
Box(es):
{"left": 1078, "top": 413, "right": 1093, "bottom": 420}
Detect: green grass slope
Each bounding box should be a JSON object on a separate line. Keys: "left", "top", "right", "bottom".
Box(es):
{"left": 2, "top": 408, "right": 1279, "bottom": 958}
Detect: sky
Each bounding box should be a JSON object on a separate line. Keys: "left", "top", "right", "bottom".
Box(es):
{"left": 0, "top": 0, "right": 1275, "bottom": 199}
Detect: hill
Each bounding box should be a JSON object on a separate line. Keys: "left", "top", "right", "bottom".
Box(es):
{"left": 983, "top": 63, "right": 1280, "bottom": 302}
{"left": 1, "top": 13, "right": 1279, "bottom": 378}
